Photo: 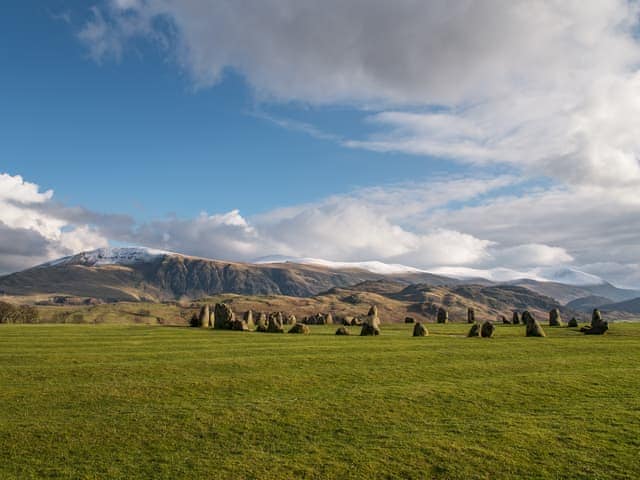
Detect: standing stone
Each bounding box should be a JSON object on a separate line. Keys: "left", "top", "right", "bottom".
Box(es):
{"left": 288, "top": 323, "right": 310, "bottom": 334}
{"left": 214, "top": 303, "right": 235, "bottom": 329}
{"left": 523, "top": 311, "right": 546, "bottom": 337}
{"left": 412, "top": 322, "right": 428, "bottom": 337}
{"left": 405, "top": 317, "right": 415, "bottom": 324}
{"left": 231, "top": 318, "right": 249, "bottom": 331}
{"left": 256, "top": 312, "right": 268, "bottom": 332}
{"left": 335, "top": 326, "right": 351, "bottom": 336}
{"left": 549, "top": 308, "right": 563, "bottom": 327}
{"left": 568, "top": 317, "right": 579, "bottom": 327}
{"left": 580, "top": 309, "right": 608, "bottom": 335}
{"left": 480, "top": 321, "right": 495, "bottom": 338}
{"left": 436, "top": 307, "right": 448, "bottom": 324}
{"left": 325, "top": 313, "right": 334, "bottom": 325}
{"left": 512, "top": 311, "right": 521, "bottom": 325}
{"left": 360, "top": 305, "right": 381, "bottom": 336}
{"left": 267, "top": 312, "right": 284, "bottom": 333}
{"left": 591, "top": 309, "right": 603, "bottom": 327}
{"left": 243, "top": 310, "right": 254, "bottom": 329}
{"left": 467, "top": 323, "right": 481, "bottom": 337}
{"left": 500, "top": 315, "right": 511, "bottom": 324}
{"left": 467, "top": 308, "right": 475, "bottom": 324}
{"left": 198, "top": 304, "right": 210, "bottom": 328}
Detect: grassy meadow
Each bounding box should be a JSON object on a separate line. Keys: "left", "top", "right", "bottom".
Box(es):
{"left": 1, "top": 322, "right": 639, "bottom": 479}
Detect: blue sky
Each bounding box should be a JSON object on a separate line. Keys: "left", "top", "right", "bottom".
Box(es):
{"left": 1, "top": 1, "right": 462, "bottom": 221}
{"left": 3, "top": 1, "right": 640, "bottom": 288}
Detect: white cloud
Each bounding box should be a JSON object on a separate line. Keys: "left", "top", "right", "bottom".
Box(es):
{"left": 21, "top": 1, "right": 640, "bottom": 289}
{"left": 491, "top": 244, "right": 574, "bottom": 268}
{"left": 0, "top": 173, "right": 108, "bottom": 272}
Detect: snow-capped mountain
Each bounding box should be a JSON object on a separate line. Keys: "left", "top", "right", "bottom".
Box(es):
{"left": 258, "top": 256, "right": 607, "bottom": 287}
{"left": 3, "top": 247, "right": 639, "bottom": 305}
{"left": 39, "top": 247, "right": 172, "bottom": 268}
{"left": 39, "top": 247, "right": 610, "bottom": 288}
{"left": 255, "top": 255, "right": 426, "bottom": 275}
{"left": 428, "top": 265, "right": 606, "bottom": 287}
{"left": 536, "top": 266, "right": 605, "bottom": 286}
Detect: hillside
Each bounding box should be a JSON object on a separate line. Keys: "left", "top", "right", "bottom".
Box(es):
{"left": 565, "top": 295, "right": 615, "bottom": 312}
{"left": 29, "top": 277, "right": 569, "bottom": 326}
{"left": 598, "top": 296, "right": 640, "bottom": 314}
{"left": 508, "top": 278, "right": 640, "bottom": 305}
{"left": 0, "top": 248, "right": 455, "bottom": 302}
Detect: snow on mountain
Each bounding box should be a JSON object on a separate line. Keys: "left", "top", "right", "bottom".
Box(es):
{"left": 535, "top": 266, "right": 606, "bottom": 286}
{"left": 258, "top": 257, "right": 606, "bottom": 286}
{"left": 39, "top": 248, "right": 607, "bottom": 287}
{"left": 427, "top": 266, "right": 544, "bottom": 283}
{"left": 255, "top": 256, "right": 426, "bottom": 275}
{"left": 39, "top": 247, "right": 172, "bottom": 268}
{"left": 429, "top": 265, "right": 606, "bottom": 286}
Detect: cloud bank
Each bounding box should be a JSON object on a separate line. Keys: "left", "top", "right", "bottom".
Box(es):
{"left": 5, "top": 1, "right": 640, "bottom": 287}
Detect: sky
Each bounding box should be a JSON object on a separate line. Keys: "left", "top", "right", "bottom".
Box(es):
{"left": 2, "top": 0, "right": 640, "bottom": 288}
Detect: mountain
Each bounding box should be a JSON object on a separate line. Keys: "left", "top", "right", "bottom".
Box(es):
{"left": 509, "top": 278, "right": 640, "bottom": 305}
{"left": 597, "top": 297, "right": 640, "bottom": 314}
{"left": 565, "top": 295, "right": 615, "bottom": 312}
{"left": 0, "top": 247, "right": 456, "bottom": 302}
{"left": 1, "top": 248, "right": 635, "bottom": 318}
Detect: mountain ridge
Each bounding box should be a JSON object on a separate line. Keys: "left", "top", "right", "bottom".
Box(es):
{"left": 2, "top": 248, "right": 639, "bottom": 314}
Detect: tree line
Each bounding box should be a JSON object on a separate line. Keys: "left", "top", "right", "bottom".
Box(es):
{"left": 0, "top": 301, "right": 39, "bottom": 323}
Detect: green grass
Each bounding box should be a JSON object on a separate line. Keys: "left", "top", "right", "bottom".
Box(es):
{"left": 1, "top": 323, "right": 639, "bottom": 479}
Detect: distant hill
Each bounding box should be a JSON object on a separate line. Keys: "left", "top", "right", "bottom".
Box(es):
{"left": 598, "top": 297, "right": 640, "bottom": 314}
{"left": 566, "top": 295, "right": 615, "bottom": 312}
{"left": 507, "top": 279, "right": 640, "bottom": 305}
{"left": 0, "top": 248, "right": 455, "bottom": 302}
{"left": 0, "top": 248, "right": 630, "bottom": 322}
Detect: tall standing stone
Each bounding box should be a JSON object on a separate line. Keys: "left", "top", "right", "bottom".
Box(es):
{"left": 360, "top": 305, "right": 381, "bottom": 336}
{"left": 523, "top": 310, "right": 546, "bottom": 337}
{"left": 467, "top": 307, "right": 475, "bottom": 324}
{"left": 214, "top": 303, "right": 235, "bottom": 329}
{"left": 437, "top": 307, "right": 448, "bottom": 324}
{"left": 549, "top": 308, "right": 563, "bottom": 327}
{"left": 243, "top": 310, "right": 254, "bottom": 329}
{"left": 198, "top": 304, "right": 210, "bottom": 328}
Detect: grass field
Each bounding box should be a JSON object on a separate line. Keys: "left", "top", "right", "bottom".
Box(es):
{"left": 1, "top": 323, "right": 639, "bottom": 479}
